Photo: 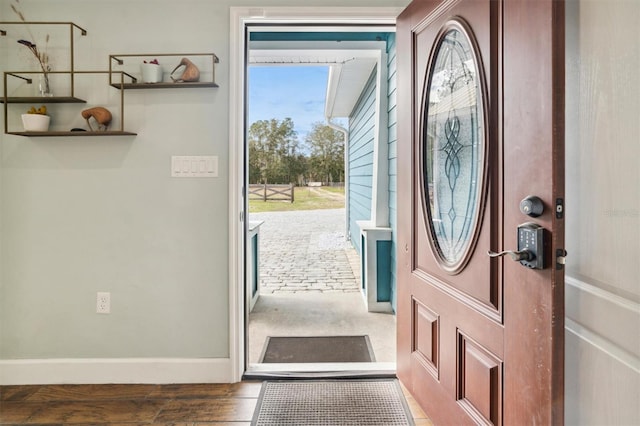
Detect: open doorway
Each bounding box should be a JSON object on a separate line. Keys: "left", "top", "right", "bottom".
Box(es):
{"left": 244, "top": 27, "right": 398, "bottom": 375}
{"left": 228, "top": 7, "right": 403, "bottom": 381}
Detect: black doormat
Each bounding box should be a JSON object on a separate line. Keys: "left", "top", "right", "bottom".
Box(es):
{"left": 251, "top": 379, "right": 415, "bottom": 425}
{"left": 259, "top": 336, "right": 375, "bottom": 363}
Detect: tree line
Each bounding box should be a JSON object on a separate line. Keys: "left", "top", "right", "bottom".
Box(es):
{"left": 248, "top": 118, "right": 345, "bottom": 185}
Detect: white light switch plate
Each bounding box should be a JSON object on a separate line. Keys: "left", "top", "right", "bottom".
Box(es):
{"left": 171, "top": 156, "right": 218, "bottom": 177}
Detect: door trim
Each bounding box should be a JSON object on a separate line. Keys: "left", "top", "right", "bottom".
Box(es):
{"left": 228, "top": 6, "right": 403, "bottom": 383}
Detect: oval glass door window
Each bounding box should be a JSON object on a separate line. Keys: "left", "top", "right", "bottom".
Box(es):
{"left": 422, "top": 21, "right": 487, "bottom": 272}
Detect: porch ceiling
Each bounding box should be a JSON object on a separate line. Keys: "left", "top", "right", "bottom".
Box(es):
{"left": 249, "top": 41, "right": 384, "bottom": 119}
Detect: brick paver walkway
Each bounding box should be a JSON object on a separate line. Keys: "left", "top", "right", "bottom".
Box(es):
{"left": 249, "top": 208, "right": 360, "bottom": 294}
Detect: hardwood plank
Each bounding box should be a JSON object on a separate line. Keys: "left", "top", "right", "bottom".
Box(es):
{"left": 148, "top": 381, "right": 262, "bottom": 399}
{"left": 0, "top": 386, "right": 41, "bottom": 402}
{"left": 0, "top": 401, "right": 41, "bottom": 424}
{"left": 149, "top": 383, "right": 231, "bottom": 399}
{"left": 225, "top": 381, "right": 263, "bottom": 398}
{"left": 154, "top": 398, "right": 257, "bottom": 423}
{"left": 106, "top": 423, "right": 251, "bottom": 426}
{"left": 25, "top": 400, "right": 164, "bottom": 424}
{"left": 25, "top": 384, "right": 159, "bottom": 402}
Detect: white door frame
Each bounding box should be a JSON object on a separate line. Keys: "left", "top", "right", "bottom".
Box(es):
{"left": 228, "top": 6, "right": 402, "bottom": 383}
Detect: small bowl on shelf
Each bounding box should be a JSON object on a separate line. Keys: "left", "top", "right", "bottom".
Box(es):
{"left": 21, "top": 114, "right": 51, "bottom": 132}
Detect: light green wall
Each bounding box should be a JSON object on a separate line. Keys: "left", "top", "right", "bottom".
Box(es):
{"left": 0, "top": 0, "right": 408, "bottom": 360}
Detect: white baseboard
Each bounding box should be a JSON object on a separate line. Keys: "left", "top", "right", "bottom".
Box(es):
{"left": 0, "top": 358, "right": 233, "bottom": 385}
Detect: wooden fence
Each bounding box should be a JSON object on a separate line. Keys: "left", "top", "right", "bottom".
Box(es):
{"left": 248, "top": 184, "right": 295, "bottom": 203}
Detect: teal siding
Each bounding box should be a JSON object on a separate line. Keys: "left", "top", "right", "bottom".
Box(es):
{"left": 361, "top": 235, "right": 367, "bottom": 291}
{"left": 387, "top": 33, "right": 398, "bottom": 313}
{"left": 348, "top": 69, "right": 377, "bottom": 254}
{"left": 376, "top": 240, "right": 392, "bottom": 302}
{"left": 251, "top": 234, "right": 259, "bottom": 297}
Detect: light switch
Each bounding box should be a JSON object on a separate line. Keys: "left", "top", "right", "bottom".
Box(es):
{"left": 171, "top": 156, "right": 219, "bottom": 177}
{"left": 207, "top": 156, "right": 218, "bottom": 177}
{"left": 172, "top": 157, "right": 181, "bottom": 174}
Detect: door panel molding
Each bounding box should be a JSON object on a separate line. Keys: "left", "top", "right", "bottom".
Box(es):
{"left": 410, "top": 0, "right": 502, "bottom": 317}
{"left": 413, "top": 0, "right": 461, "bottom": 34}
{"left": 412, "top": 299, "right": 440, "bottom": 378}
{"left": 457, "top": 331, "right": 503, "bottom": 426}
{"left": 412, "top": 268, "right": 501, "bottom": 322}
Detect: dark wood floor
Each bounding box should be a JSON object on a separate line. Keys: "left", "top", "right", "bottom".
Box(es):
{"left": 0, "top": 381, "right": 433, "bottom": 425}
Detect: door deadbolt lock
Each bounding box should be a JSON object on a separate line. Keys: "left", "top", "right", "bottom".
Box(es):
{"left": 520, "top": 195, "right": 544, "bottom": 217}
{"left": 487, "top": 222, "right": 545, "bottom": 269}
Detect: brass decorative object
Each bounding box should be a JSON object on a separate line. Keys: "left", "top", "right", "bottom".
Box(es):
{"left": 82, "top": 107, "right": 112, "bottom": 131}
{"left": 170, "top": 57, "right": 200, "bottom": 82}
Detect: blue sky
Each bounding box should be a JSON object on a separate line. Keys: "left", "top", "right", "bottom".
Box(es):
{"left": 248, "top": 66, "right": 329, "bottom": 146}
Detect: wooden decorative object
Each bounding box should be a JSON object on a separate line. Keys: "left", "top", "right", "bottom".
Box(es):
{"left": 170, "top": 58, "right": 200, "bottom": 82}
{"left": 81, "top": 107, "right": 112, "bottom": 131}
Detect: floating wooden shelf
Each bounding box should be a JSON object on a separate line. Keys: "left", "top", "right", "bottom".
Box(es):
{"left": 109, "top": 81, "right": 219, "bottom": 90}
{"left": 109, "top": 53, "right": 219, "bottom": 89}
{"left": 1, "top": 96, "right": 86, "bottom": 104}
{"left": 7, "top": 131, "right": 137, "bottom": 137}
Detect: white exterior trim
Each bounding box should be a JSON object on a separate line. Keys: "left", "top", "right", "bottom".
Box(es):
{"left": 229, "top": 7, "right": 401, "bottom": 383}
{"left": 357, "top": 220, "right": 393, "bottom": 313}
{"left": 326, "top": 120, "right": 350, "bottom": 239}
{"left": 0, "top": 358, "right": 231, "bottom": 385}
{"left": 229, "top": 6, "right": 248, "bottom": 385}
{"left": 371, "top": 50, "right": 390, "bottom": 228}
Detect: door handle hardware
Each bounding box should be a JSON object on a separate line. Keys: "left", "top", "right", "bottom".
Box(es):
{"left": 556, "top": 249, "right": 568, "bottom": 270}
{"left": 489, "top": 223, "right": 546, "bottom": 269}
{"left": 487, "top": 250, "right": 534, "bottom": 262}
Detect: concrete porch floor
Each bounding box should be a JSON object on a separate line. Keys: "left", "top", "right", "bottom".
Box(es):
{"left": 248, "top": 291, "right": 397, "bottom": 364}
{"left": 248, "top": 209, "right": 396, "bottom": 366}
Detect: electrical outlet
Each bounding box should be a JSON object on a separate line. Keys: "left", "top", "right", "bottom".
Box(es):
{"left": 96, "top": 292, "right": 110, "bottom": 314}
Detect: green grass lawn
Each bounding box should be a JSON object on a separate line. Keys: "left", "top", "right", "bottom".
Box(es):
{"left": 249, "top": 186, "right": 345, "bottom": 213}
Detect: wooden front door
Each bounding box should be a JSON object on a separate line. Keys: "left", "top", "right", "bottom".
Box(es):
{"left": 396, "top": 0, "right": 565, "bottom": 424}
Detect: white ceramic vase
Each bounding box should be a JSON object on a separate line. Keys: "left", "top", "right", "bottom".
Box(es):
{"left": 140, "top": 63, "right": 163, "bottom": 83}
